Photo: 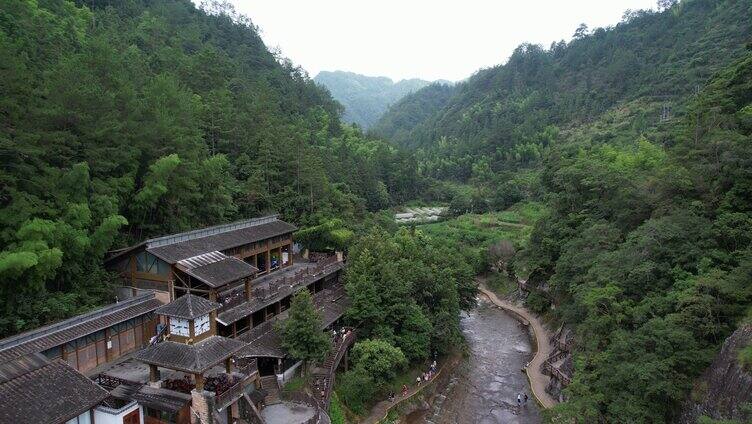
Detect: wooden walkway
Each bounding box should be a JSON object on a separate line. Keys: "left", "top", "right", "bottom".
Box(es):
{"left": 477, "top": 280, "right": 557, "bottom": 408}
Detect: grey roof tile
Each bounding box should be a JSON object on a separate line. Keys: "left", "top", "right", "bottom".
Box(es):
{"left": 147, "top": 220, "right": 296, "bottom": 263}
{"left": 0, "top": 355, "right": 108, "bottom": 424}
{"left": 0, "top": 294, "right": 162, "bottom": 363}
{"left": 134, "top": 336, "right": 246, "bottom": 374}
{"left": 156, "top": 294, "right": 220, "bottom": 320}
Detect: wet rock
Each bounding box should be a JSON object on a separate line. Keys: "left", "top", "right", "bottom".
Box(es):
{"left": 416, "top": 299, "right": 542, "bottom": 423}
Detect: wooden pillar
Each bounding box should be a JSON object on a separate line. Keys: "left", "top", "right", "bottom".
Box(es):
{"left": 265, "top": 247, "right": 272, "bottom": 272}
{"left": 195, "top": 373, "right": 205, "bottom": 391}
{"left": 149, "top": 364, "right": 160, "bottom": 382}
{"left": 225, "top": 358, "right": 233, "bottom": 374}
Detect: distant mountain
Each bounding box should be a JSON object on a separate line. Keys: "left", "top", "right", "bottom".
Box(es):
{"left": 373, "top": 0, "right": 751, "bottom": 156}
{"left": 314, "top": 71, "right": 449, "bottom": 128}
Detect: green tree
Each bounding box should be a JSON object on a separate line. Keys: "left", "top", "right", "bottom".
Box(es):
{"left": 280, "top": 289, "right": 331, "bottom": 372}
{"left": 350, "top": 339, "right": 407, "bottom": 387}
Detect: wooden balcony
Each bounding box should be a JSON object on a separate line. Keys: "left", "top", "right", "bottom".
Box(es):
{"left": 215, "top": 371, "right": 256, "bottom": 409}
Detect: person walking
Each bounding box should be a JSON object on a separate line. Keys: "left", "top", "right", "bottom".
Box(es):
{"left": 517, "top": 393, "right": 522, "bottom": 407}
{"left": 402, "top": 384, "right": 408, "bottom": 397}
{"left": 524, "top": 393, "right": 528, "bottom": 405}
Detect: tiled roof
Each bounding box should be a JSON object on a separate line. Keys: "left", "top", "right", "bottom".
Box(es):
{"left": 103, "top": 377, "right": 191, "bottom": 413}
{"left": 156, "top": 294, "right": 219, "bottom": 320}
{"left": 177, "top": 251, "right": 257, "bottom": 288}
{"left": 217, "top": 260, "right": 345, "bottom": 326}
{"left": 237, "top": 320, "right": 285, "bottom": 359}
{"left": 0, "top": 355, "right": 108, "bottom": 424}
{"left": 0, "top": 294, "right": 162, "bottom": 363}
{"left": 236, "top": 286, "right": 349, "bottom": 359}
{"left": 134, "top": 336, "right": 246, "bottom": 373}
{"left": 147, "top": 219, "right": 296, "bottom": 263}
{"left": 133, "top": 385, "right": 192, "bottom": 413}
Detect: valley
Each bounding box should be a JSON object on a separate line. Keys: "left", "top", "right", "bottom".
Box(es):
{"left": 1, "top": 0, "right": 751, "bottom": 423}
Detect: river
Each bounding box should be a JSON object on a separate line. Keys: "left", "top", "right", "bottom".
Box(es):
{"left": 410, "top": 296, "right": 542, "bottom": 424}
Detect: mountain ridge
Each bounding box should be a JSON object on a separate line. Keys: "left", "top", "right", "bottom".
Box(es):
{"left": 314, "top": 70, "right": 451, "bottom": 128}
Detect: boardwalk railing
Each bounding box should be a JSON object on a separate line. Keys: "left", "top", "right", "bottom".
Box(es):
{"left": 215, "top": 372, "right": 255, "bottom": 408}
{"left": 311, "top": 329, "right": 355, "bottom": 410}
{"left": 542, "top": 361, "right": 572, "bottom": 386}
{"left": 251, "top": 258, "right": 345, "bottom": 302}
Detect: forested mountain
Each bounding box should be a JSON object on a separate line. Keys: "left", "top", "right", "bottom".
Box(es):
{"left": 0, "top": 0, "right": 427, "bottom": 337}
{"left": 370, "top": 1, "right": 752, "bottom": 422}
{"left": 374, "top": 0, "right": 751, "bottom": 181}
{"left": 527, "top": 48, "right": 752, "bottom": 424}
{"left": 314, "top": 71, "right": 444, "bottom": 128}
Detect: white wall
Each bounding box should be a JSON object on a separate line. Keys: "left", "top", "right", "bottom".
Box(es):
{"left": 93, "top": 402, "right": 141, "bottom": 424}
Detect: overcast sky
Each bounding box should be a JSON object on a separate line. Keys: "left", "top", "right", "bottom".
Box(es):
{"left": 230, "top": 0, "right": 659, "bottom": 82}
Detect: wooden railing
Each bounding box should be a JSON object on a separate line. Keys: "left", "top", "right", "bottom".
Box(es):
{"left": 218, "top": 287, "right": 247, "bottom": 312}
{"left": 251, "top": 257, "right": 345, "bottom": 302}
{"left": 92, "top": 373, "right": 140, "bottom": 390}
{"left": 215, "top": 372, "right": 254, "bottom": 407}
{"left": 542, "top": 361, "right": 571, "bottom": 386}
{"left": 546, "top": 349, "right": 568, "bottom": 364}
{"left": 312, "top": 329, "right": 355, "bottom": 410}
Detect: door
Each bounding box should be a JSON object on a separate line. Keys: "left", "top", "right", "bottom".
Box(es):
{"left": 123, "top": 409, "right": 140, "bottom": 424}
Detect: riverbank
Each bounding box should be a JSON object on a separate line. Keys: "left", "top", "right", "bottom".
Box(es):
{"left": 360, "top": 354, "right": 462, "bottom": 424}
{"left": 477, "top": 279, "right": 557, "bottom": 409}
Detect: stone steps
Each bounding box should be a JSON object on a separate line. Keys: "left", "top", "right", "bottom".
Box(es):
{"left": 260, "top": 375, "right": 280, "bottom": 405}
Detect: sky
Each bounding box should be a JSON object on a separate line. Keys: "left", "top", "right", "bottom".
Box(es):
{"left": 230, "top": 0, "right": 659, "bottom": 82}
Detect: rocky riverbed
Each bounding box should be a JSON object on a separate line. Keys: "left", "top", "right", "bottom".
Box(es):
{"left": 409, "top": 297, "right": 542, "bottom": 424}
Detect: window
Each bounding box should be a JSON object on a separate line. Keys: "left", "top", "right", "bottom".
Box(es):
{"left": 66, "top": 411, "right": 91, "bottom": 424}
{"left": 136, "top": 251, "right": 170, "bottom": 275}
{"left": 170, "top": 318, "right": 189, "bottom": 336}
{"left": 145, "top": 407, "right": 177, "bottom": 423}
{"left": 195, "top": 314, "right": 210, "bottom": 336}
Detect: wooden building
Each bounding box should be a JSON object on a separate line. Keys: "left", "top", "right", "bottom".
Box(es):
{"left": 134, "top": 294, "right": 261, "bottom": 424}
{"left": 0, "top": 215, "right": 348, "bottom": 424}
{"left": 106, "top": 215, "right": 297, "bottom": 304}
{"left": 0, "top": 294, "right": 161, "bottom": 375}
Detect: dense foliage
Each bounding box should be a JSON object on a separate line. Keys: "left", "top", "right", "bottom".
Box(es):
{"left": 375, "top": 0, "right": 751, "bottom": 184}
{"left": 374, "top": 1, "right": 752, "bottom": 421}
{"left": 0, "top": 0, "right": 428, "bottom": 337}
{"left": 314, "top": 71, "right": 438, "bottom": 129}
{"left": 523, "top": 52, "right": 752, "bottom": 423}
{"left": 345, "top": 228, "right": 476, "bottom": 362}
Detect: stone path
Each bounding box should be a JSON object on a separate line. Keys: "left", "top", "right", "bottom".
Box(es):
{"left": 477, "top": 279, "right": 557, "bottom": 409}
{"left": 361, "top": 356, "right": 460, "bottom": 424}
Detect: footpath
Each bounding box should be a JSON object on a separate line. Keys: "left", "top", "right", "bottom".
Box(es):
{"left": 477, "top": 279, "right": 557, "bottom": 408}
{"left": 361, "top": 355, "right": 461, "bottom": 424}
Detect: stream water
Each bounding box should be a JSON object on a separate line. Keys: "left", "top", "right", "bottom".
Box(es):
{"left": 410, "top": 296, "right": 542, "bottom": 424}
